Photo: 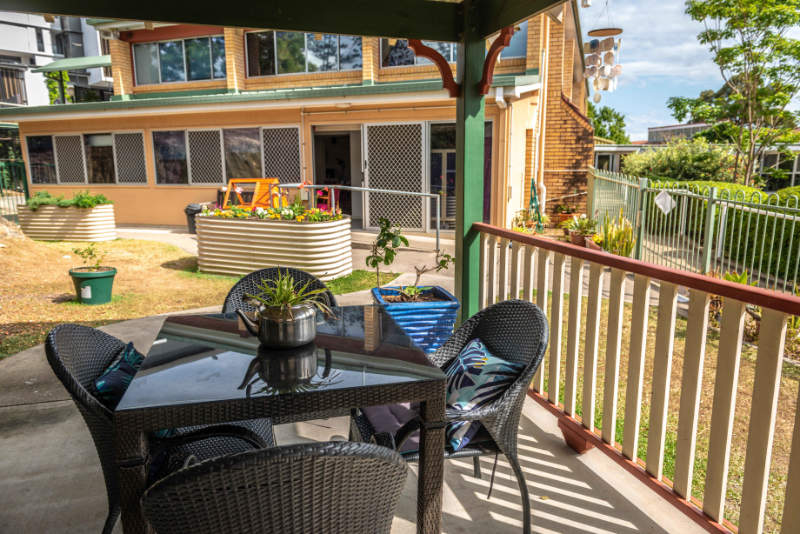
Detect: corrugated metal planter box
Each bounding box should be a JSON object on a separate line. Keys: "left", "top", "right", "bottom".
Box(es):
{"left": 17, "top": 204, "right": 116, "bottom": 241}
{"left": 196, "top": 215, "right": 352, "bottom": 281}
{"left": 371, "top": 286, "right": 459, "bottom": 353}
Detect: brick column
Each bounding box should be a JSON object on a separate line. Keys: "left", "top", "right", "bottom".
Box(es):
{"left": 109, "top": 39, "right": 133, "bottom": 97}
{"left": 224, "top": 28, "right": 246, "bottom": 92}
{"left": 526, "top": 15, "right": 545, "bottom": 74}
{"left": 361, "top": 37, "right": 377, "bottom": 85}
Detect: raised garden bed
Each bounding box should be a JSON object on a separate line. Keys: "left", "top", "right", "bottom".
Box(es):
{"left": 17, "top": 204, "right": 117, "bottom": 242}
{"left": 196, "top": 215, "right": 352, "bottom": 281}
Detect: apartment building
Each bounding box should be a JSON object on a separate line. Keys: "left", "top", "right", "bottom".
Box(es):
{"left": 0, "top": 0, "right": 592, "bottom": 228}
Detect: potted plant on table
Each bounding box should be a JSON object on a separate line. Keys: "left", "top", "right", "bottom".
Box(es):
{"left": 237, "top": 270, "right": 333, "bottom": 348}
{"left": 561, "top": 215, "right": 596, "bottom": 247}
{"left": 367, "top": 218, "right": 459, "bottom": 353}
{"left": 69, "top": 243, "right": 117, "bottom": 305}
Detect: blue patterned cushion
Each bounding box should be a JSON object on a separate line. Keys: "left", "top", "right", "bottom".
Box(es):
{"left": 444, "top": 338, "right": 524, "bottom": 451}
{"left": 93, "top": 342, "right": 144, "bottom": 410}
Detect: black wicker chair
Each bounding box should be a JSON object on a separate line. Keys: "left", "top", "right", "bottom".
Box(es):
{"left": 45, "top": 324, "right": 276, "bottom": 534}
{"left": 142, "top": 441, "right": 408, "bottom": 534}
{"left": 222, "top": 267, "right": 337, "bottom": 314}
{"left": 350, "top": 299, "right": 548, "bottom": 534}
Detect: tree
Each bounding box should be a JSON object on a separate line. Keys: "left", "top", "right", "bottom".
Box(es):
{"left": 672, "top": 0, "right": 800, "bottom": 186}
{"left": 44, "top": 71, "right": 73, "bottom": 104}
{"left": 587, "top": 102, "right": 631, "bottom": 144}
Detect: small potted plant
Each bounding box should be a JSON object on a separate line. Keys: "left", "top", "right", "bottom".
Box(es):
{"left": 236, "top": 270, "right": 333, "bottom": 348}
{"left": 69, "top": 243, "right": 117, "bottom": 305}
{"left": 553, "top": 203, "right": 576, "bottom": 226}
{"left": 367, "top": 218, "right": 459, "bottom": 353}
{"left": 561, "top": 215, "right": 596, "bottom": 247}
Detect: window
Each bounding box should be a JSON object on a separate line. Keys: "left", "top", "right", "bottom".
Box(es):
{"left": 100, "top": 38, "right": 112, "bottom": 77}
{"left": 223, "top": 128, "right": 261, "bottom": 180}
{"left": 26, "top": 136, "right": 56, "bottom": 184}
{"left": 0, "top": 68, "right": 27, "bottom": 105}
{"left": 246, "top": 31, "right": 361, "bottom": 76}
{"left": 761, "top": 151, "right": 800, "bottom": 189}
{"left": 500, "top": 20, "right": 528, "bottom": 59}
{"left": 153, "top": 131, "right": 189, "bottom": 184}
{"left": 380, "top": 39, "right": 456, "bottom": 67}
{"left": 133, "top": 36, "right": 226, "bottom": 85}
{"left": 84, "top": 134, "right": 115, "bottom": 184}
{"left": 35, "top": 28, "right": 45, "bottom": 53}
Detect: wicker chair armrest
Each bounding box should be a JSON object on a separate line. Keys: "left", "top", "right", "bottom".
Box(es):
{"left": 444, "top": 404, "right": 500, "bottom": 423}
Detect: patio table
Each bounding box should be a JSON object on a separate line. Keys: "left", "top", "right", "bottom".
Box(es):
{"left": 114, "top": 305, "right": 446, "bottom": 534}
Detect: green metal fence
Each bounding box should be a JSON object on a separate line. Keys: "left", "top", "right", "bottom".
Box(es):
{"left": 591, "top": 169, "right": 800, "bottom": 293}
{"left": 0, "top": 160, "right": 29, "bottom": 223}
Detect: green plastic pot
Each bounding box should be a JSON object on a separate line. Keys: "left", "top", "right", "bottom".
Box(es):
{"left": 69, "top": 267, "right": 117, "bottom": 305}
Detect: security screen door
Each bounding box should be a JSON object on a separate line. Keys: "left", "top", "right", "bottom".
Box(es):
{"left": 363, "top": 123, "right": 425, "bottom": 230}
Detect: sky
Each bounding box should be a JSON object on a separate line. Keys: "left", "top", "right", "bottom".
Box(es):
{"left": 577, "top": 0, "right": 726, "bottom": 141}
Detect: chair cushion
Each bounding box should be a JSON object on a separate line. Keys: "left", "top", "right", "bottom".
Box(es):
{"left": 444, "top": 338, "right": 524, "bottom": 451}
{"left": 93, "top": 342, "right": 144, "bottom": 410}
{"left": 361, "top": 403, "right": 420, "bottom": 453}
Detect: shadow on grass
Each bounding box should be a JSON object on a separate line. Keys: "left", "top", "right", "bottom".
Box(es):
{"left": 0, "top": 319, "right": 117, "bottom": 359}
{"left": 161, "top": 256, "right": 241, "bottom": 282}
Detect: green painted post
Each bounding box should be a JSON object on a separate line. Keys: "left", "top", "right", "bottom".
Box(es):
{"left": 701, "top": 187, "right": 718, "bottom": 275}
{"left": 634, "top": 177, "right": 648, "bottom": 260}
{"left": 455, "top": 0, "right": 486, "bottom": 323}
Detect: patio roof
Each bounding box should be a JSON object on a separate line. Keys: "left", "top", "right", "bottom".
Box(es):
{"left": 31, "top": 55, "right": 111, "bottom": 73}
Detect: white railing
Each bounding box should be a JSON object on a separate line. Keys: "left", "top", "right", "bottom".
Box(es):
{"left": 473, "top": 222, "right": 800, "bottom": 534}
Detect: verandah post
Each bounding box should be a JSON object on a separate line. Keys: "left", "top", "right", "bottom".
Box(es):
{"left": 455, "top": 0, "right": 486, "bottom": 322}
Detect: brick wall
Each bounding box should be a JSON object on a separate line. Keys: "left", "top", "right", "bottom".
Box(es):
{"left": 109, "top": 39, "right": 133, "bottom": 96}
{"left": 540, "top": 4, "right": 593, "bottom": 215}
{"left": 224, "top": 27, "right": 245, "bottom": 91}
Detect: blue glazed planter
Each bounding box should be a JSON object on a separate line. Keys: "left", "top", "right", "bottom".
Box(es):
{"left": 371, "top": 286, "right": 460, "bottom": 354}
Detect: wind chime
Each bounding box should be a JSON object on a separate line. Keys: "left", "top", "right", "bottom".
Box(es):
{"left": 581, "top": 0, "right": 623, "bottom": 103}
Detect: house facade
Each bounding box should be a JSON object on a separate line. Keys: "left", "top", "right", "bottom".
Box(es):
{"left": 0, "top": 1, "right": 591, "bottom": 228}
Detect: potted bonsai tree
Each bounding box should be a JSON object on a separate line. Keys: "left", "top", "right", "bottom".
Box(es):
{"left": 237, "top": 270, "right": 333, "bottom": 348}
{"left": 70, "top": 243, "right": 116, "bottom": 305}
{"left": 367, "top": 218, "right": 459, "bottom": 353}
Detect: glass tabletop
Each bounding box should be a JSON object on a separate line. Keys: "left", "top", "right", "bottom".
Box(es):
{"left": 116, "top": 305, "right": 444, "bottom": 412}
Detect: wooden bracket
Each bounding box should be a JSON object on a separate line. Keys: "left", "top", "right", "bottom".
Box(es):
{"left": 407, "top": 39, "right": 460, "bottom": 97}
{"left": 478, "top": 26, "right": 515, "bottom": 96}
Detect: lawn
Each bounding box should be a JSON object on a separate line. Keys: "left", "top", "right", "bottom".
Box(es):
{"left": 535, "top": 289, "right": 798, "bottom": 533}
{"left": 0, "top": 237, "right": 397, "bottom": 359}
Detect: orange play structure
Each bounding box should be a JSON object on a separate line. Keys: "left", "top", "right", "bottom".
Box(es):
{"left": 221, "top": 178, "right": 288, "bottom": 209}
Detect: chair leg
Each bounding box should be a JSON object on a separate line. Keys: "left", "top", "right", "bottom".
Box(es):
{"left": 102, "top": 505, "right": 120, "bottom": 534}
{"left": 509, "top": 454, "right": 531, "bottom": 534}
{"left": 486, "top": 453, "right": 499, "bottom": 499}
{"left": 473, "top": 456, "right": 482, "bottom": 479}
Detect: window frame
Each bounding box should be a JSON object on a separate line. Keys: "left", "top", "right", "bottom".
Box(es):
{"left": 132, "top": 34, "right": 226, "bottom": 86}
{"left": 151, "top": 125, "right": 303, "bottom": 186}
{"left": 24, "top": 130, "right": 147, "bottom": 186}
{"left": 379, "top": 38, "right": 457, "bottom": 69}
{"left": 244, "top": 30, "right": 362, "bottom": 78}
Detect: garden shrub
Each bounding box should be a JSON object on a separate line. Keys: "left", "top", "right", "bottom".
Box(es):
{"left": 26, "top": 191, "right": 112, "bottom": 211}
{"left": 622, "top": 138, "right": 738, "bottom": 183}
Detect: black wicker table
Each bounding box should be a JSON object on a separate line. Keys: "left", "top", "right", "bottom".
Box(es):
{"left": 114, "top": 305, "right": 446, "bottom": 534}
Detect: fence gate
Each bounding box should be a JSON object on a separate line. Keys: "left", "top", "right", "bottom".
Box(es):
{"left": 0, "top": 160, "right": 28, "bottom": 223}
{"left": 363, "top": 123, "right": 425, "bottom": 230}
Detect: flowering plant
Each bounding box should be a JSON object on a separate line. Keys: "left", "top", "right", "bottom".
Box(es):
{"left": 200, "top": 200, "right": 342, "bottom": 223}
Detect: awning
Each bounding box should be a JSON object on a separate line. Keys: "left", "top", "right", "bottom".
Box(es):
{"left": 32, "top": 55, "right": 111, "bottom": 73}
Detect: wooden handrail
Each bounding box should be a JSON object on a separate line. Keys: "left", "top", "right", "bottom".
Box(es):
{"left": 472, "top": 222, "right": 800, "bottom": 316}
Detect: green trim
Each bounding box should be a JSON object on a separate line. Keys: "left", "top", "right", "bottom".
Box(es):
{"left": 0, "top": 122, "right": 19, "bottom": 129}
{"left": 7, "top": 0, "right": 463, "bottom": 42}
{"left": 491, "top": 73, "right": 540, "bottom": 87}
{"left": 0, "top": 80, "right": 447, "bottom": 118}
{"left": 85, "top": 18, "right": 117, "bottom": 26}
{"left": 32, "top": 55, "right": 111, "bottom": 73}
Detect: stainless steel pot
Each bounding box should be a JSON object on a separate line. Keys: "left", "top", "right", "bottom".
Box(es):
{"left": 236, "top": 304, "right": 316, "bottom": 348}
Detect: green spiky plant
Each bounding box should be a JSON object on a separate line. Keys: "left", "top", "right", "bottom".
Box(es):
{"left": 245, "top": 270, "right": 333, "bottom": 319}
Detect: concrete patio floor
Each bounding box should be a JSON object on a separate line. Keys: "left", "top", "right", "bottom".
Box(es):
{"left": 0, "top": 309, "right": 705, "bottom": 534}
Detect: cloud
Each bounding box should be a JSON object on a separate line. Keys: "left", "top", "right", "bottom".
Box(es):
{"left": 580, "top": 1, "right": 721, "bottom": 85}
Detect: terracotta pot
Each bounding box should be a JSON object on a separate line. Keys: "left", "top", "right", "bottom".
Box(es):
{"left": 585, "top": 236, "right": 603, "bottom": 251}
{"left": 555, "top": 213, "right": 574, "bottom": 226}
{"left": 569, "top": 231, "right": 586, "bottom": 246}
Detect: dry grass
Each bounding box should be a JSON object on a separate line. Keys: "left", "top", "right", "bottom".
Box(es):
{"left": 0, "top": 236, "right": 396, "bottom": 358}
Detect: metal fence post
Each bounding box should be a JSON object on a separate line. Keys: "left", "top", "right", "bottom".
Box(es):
{"left": 587, "top": 168, "right": 595, "bottom": 217}
{"left": 634, "top": 177, "right": 648, "bottom": 260}
{"left": 701, "top": 187, "right": 718, "bottom": 275}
